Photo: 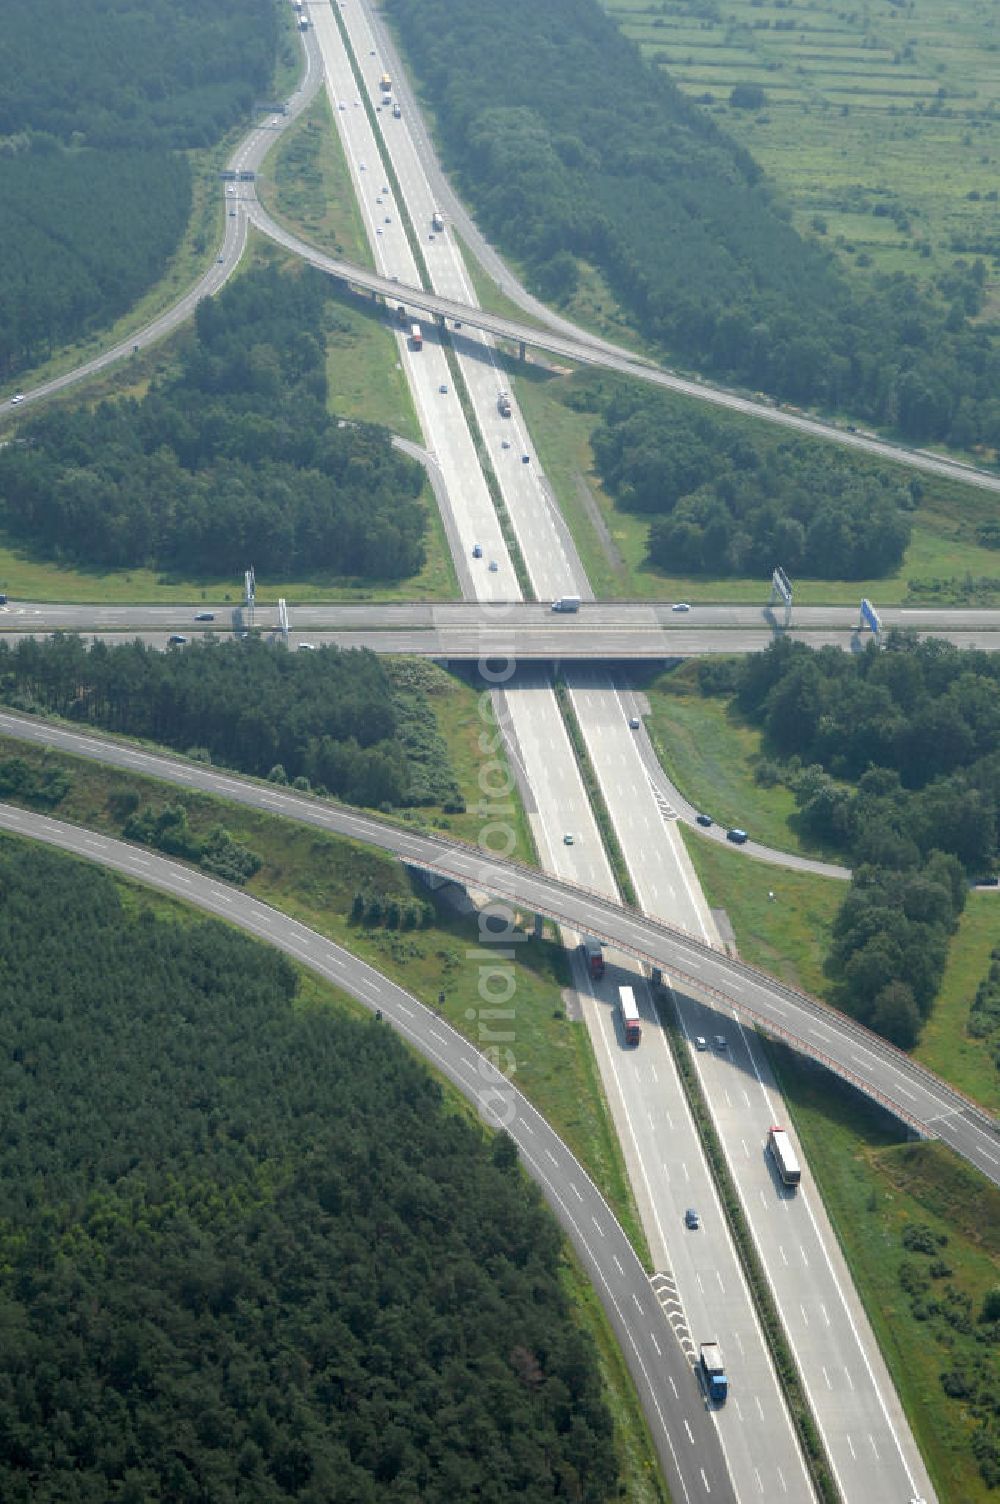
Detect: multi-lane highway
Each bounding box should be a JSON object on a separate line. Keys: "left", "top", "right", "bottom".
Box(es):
{"left": 4, "top": 599, "right": 1000, "bottom": 657}
{"left": 0, "top": 12, "right": 979, "bottom": 1500}
{"left": 2, "top": 24, "right": 997, "bottom": 510}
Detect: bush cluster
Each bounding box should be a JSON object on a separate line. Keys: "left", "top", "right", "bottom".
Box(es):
{"left": 590, "top": 385, "right": 914, "bottom": 579}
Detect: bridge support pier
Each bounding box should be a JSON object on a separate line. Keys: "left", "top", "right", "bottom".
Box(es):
{"left": 518, "top": 340, "right": 526, "bottom": 362}
{"left": 533, "top": 913, "right": 544, "bottom": 940}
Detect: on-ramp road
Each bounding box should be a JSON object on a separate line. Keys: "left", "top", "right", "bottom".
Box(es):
{"left": 1, "top": 709, "right": 996, "bottom": 1192}
{"left": 0, "top": 800, "right": 734, "bottom": 1504}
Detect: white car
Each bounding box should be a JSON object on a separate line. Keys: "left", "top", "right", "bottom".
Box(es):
{"left": 298, "top": 642, "right": 316, "bottom": 652}
{"left": 10, "top": 393, "right": 24, "bottom": 405}
{"left": 672, "top": 602, "right": 691, "bottom": 612}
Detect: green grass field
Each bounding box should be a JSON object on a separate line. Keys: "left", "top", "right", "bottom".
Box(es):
{"left": 680, "top": 829, "right": 842, "bottom": 996}
{"left": 258, "top": 87, "right": 373, "bottom": 269}
{"left": 641, "top": 662, "right": 846, "bottom": 860}
{"left": 916, "top": 893, "right": 1000, "bottom": 1115}
{"left": 515, "top": 365, "right": 1000, "bottom": 605}
{"left": 770, "top": 1048, "right": 1000, "bottom": 1503}
{"left": 603, "top": 0, "right": 1000, "bottom": 295}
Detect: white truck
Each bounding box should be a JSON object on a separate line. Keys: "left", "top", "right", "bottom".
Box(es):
{"left": 551, "top": 596, "right": 581, "bottom": 613}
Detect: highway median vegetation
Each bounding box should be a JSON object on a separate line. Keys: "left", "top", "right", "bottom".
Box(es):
{"left": 0, "top": 0, "right": 279, "bottom": 380}
{"left": 0, "top": 264, "right": 429, "bottom": 582}
{"left": 0, "top": 839, "right": 622, "bottom": 1504}
{"left": 385, "top": 0, "right": 1000, "bottom": 453}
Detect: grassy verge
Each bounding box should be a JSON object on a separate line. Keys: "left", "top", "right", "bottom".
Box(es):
{"left": 770, "top": 1044, "right": 1000, "bottom": 1503}
{"left": 405, "top": 661, "right": 538, "bottom": 866}
{"left": 640, "top": 662, "right": 846, "bottom": 863}
{"left": 0, "top": 733, "right": 648, "bottom": 1265}
{"left": 554, "top": 679, "right": 637, "bottom": 906}
{"left": 660, "top": 998, "right": 837, "bottom": 1503}
{"left": 680, "top": 831, "right": 843, "bottom": 999}
{"left": 916, "top": 894, "right": 1000, "bottom": 1116}
{"left": 258, "top": 86, "right": 373, "bottom": 268}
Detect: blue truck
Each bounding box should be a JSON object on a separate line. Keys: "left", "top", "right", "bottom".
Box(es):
{"left": 699, "top": 1341, "right": 728, "bottom": 1404}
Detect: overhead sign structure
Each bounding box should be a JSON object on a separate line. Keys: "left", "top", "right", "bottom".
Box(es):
{"left": 769, "top": 566, "right": 793, "bottom": 627}
{"left": 277, "top": 598, "right": 289, "bottom": 645}
{"left": 859, "top": 597, "right": 882, "bottom": 639}
{"left": 244, "top": 566, "right": 256, "bottom": 631}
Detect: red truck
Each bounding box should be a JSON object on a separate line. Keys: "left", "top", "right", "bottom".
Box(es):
{"left": 582, "top": 937, "right": 605, "bottom": 980}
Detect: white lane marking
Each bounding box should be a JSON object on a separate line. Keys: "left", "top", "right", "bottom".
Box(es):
{"left": 822, "top": 1366, "right": 832, "bottom": 1389}
{"left": 613, "top": 1255, "right": 624, "bottom": 1276}
{"left": 570, "top": 1181, "right": 584, "bottom": 1202}
{"left": 683, "top": 1419, "right": 694, "bottom": 1444}
{"left": 546, "top": 1148, "right": 558, "bottom": 1166}
{"left": 847, "top": 1435, "right": 856, "bottom": 1460}
{"left": 591, "top": 1217, "right": 605, "bottom": 1237}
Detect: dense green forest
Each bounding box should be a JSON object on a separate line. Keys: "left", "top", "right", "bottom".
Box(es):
{"left": 700, "top": 636, "right": 1000, "bottom": 1044}
{"left": 0, "top": 0, "right": 278, "bottom": 377}
{"left": 385, "top": 0, "right": 1000, "bottom": 450}
{"left": 0, "top": 265, "right": 427, "bottom": 579}
{"left": 0, "top": 842, "right": 618, "bottom": 1502}
{"left": 0, "top": 633, "right": 461, "bottom": 812}
{"left": 588, "top": 384, "right": 915, "bottom": 578}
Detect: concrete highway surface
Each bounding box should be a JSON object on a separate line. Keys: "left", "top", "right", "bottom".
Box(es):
{"left": 5, "top": 599, "right": 1000, "bottom": 653}
{"left": 326, "top": 13, "right": 821, "bottom": 1495}
{"left": 307, "top": 11, "right": 792, "bottom": 1495}
{"left": 0, "top": 799, "right": 734, "bottom": 1504}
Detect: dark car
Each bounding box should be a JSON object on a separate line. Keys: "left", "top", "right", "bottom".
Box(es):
{"left": 685, "top": 1208, "right": 700, "bottom": 1230}
{"left": 726, "top": 827, "right": 748, "bottom": 844}
{"left": 194, "top": 612, "right": 215, "bottom": 622}
{"left": 167, "top": 634, "right": 187, "bottom": 646}
{"left": 696, "top": 813, "right": 713, "bottom": 828}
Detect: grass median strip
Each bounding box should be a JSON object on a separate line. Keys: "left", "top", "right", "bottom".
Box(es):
{"left": 554, "top": 677, "right": 637, "bottom": 907}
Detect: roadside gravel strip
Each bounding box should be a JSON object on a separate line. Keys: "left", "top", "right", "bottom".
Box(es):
{"left": 1, "top": 709, "right": 996, "bottom": 1190}
{"left": 0, "top": 800, "right": 735, "bottom": 1504}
